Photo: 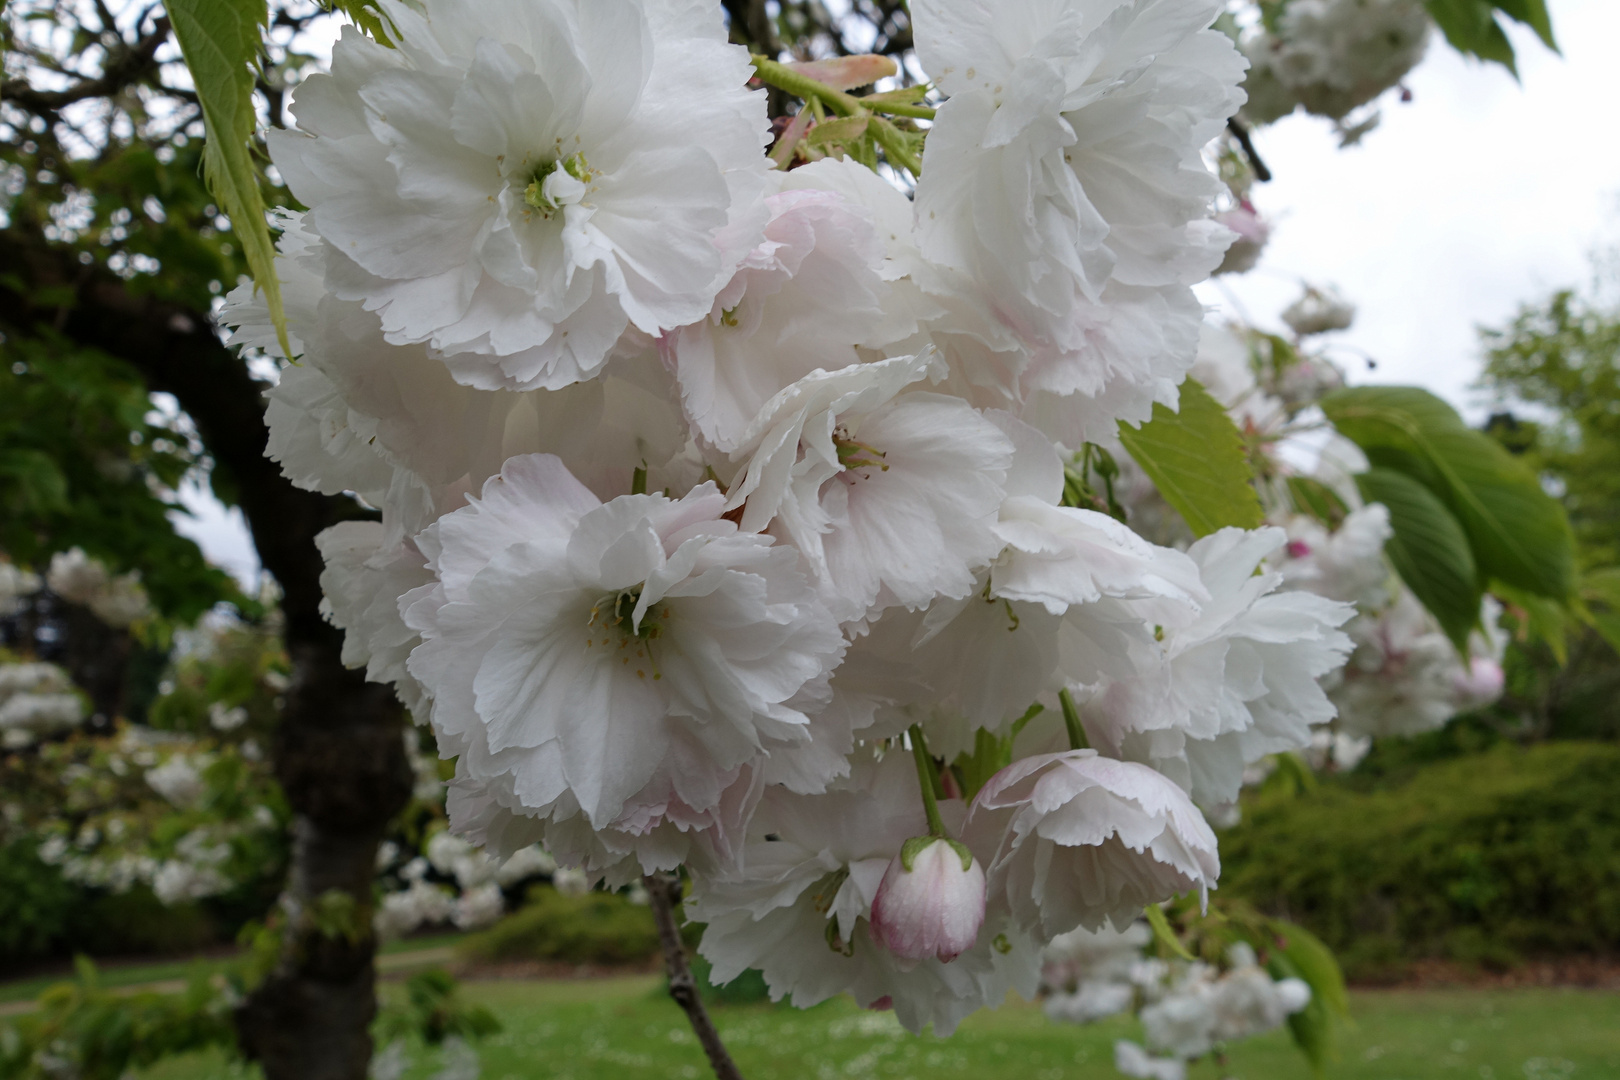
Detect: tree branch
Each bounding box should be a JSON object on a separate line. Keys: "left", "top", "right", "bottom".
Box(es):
{"left": 1226, "top": 116, "right": 1273, "bottom": 183}
{"left": 644, "top": 872, "right": 745, "bottom": 1080}
{"left": 0, "top": 227, "right": 412, "bottom": 1080}
{"left": 0, "top": 17, "right": 172, "bottom": 116}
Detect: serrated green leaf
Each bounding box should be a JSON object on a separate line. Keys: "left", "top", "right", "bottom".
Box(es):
{"left": 1117, "top": 379, "right": 1265, "bottom": 537}
{"left": 167, "top": 0, "right": 289, "bottom": 357}
{"left": 1357, "top": 467, "right": 1480, "bottom": 651}
{"left": 324, "top": 0, "right": 393, "bottom": 43}
{"left": 1144, "top": 903, "right": 1195, "bottom": 961}
{"left": 1320, "top": 386, "right": 1575, "bottom": 603}
{"left": 1491, "top": 0, "right": 1558, "bottom": 49}
{"left": 1425, "top": 0, "right": 1519, "bottom": 73}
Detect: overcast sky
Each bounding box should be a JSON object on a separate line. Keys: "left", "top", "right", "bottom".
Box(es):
{"left": 1197, "top": 0, "right": 1620, "bottom": 412}
{"left": 171, "top": 0, "right": 1620, "bottom": 588}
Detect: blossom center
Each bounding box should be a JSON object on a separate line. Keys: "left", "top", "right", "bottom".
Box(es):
{"left": 834, "top": 429, "right": 888, "bottom": 477}
{"left": 524, "top": 151, "right": 594, "bottom": 217}
{"left": 584, "top": 587, "right": 666, "bottom": 681}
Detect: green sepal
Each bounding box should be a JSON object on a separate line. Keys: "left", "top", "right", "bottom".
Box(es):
{"left": 899, "top": 835, "right": 973, "bottom": 873}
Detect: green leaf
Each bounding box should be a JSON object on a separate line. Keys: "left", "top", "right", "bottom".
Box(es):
{"left": 950, "top": 726, "right": 1015, "bottom": 803}
{"left": 1117, "top": 379, "right": 1265, "bottom": 537}
{"left": 1144, "top": 903, "right": 1195, "bottom": 961}
{"left": 323, "top": 0, "right": 393, "bottom": 43}
{"left": 1491, "top": 0, "right": 1558, "bottom": 49}
{"left": 1579, "top": 567, "right": 1620, "bottom": 610}
{"left": 1268, "top": 919, "right": 1350, "bottom": 1077}
{"left": 166, "top": 0, "right": 290, "bottom": 357}
{"left": 1580, "top": 568, "right": 1620, "bottom": 658}
{"left": 1357, "top": 467, "right": 1481, "bottom": 651}
{"left": 1287, "top": 475, "right": 1349, "bottom": 528}
{"left": 1495, "top": 581, "right": 1571, "bottom": 665}
{"left": 1425, "top": 0, "right": 1519, "bottom": 74}
{"left": 804, "top": 115, "right": 870, "bottom": 147}
{"left": 1320, "top": 386, "right": 1576, "bottom": 603}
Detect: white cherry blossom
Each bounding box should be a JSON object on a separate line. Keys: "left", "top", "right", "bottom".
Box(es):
{"left": 269, "top": 0, "right": 769, "bottom": 391}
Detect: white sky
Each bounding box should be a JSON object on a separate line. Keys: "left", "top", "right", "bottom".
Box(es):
{"left": 170, "top": 0, "right": 1620, "bottom": 589}
{"left": 1197, "top": 0, "right": 1620, "bottom": 414}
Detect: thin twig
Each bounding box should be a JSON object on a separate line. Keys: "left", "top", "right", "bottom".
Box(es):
{"left": 1225, "top": 116, "right": 1272, "bottom": 183}
{"left": 0, "top": 16, "right": 172, "bottom": 115}
{"left": 644, "top": 872, "right": 745, "bottom": 1080}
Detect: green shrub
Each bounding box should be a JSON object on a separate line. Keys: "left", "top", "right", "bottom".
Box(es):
{"left": 1220, "top": 742, "right": 1620, "bottom": 979}
{"left": 61, "top": 887, "right": 218, "bottom": 957}
{"left": 458, "top": 886, "right": 660, "bottom": 966}
{"left": 0, "top": 839, "right": 77, "bottom": 962}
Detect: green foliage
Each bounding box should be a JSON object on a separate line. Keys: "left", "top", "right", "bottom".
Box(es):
{"left": 1480, "top": 288, "right": 1620, "bottom": 569}
{"left": 1220, "top": 742, "right": 1620, "bottom": 979}
{"left": 1423, "top": 0, "right": 1556, "bottom": 76}
{"left": 0, "top": 337, "right": 239, "bottom": 622}
{"left": 0, "top": 959, "right": 235, "bottom": 1080}
{"left": 166, "top": 0, "right": 288, "bottom": 357}
{"left": 322, "top": 0, "right": 393, "bottom": 43}
{"left": 458, "top": 886, "right": 662, "bottom": 967}
{"left": 1320, "top": 385, "right": 1576, "bottom": 608}
{"left": 0, "top": 839, "right": 76, "bottom": 960}
{"left": 64, "top": 888, "right": 219, "bottom": 958}
{"left": 376, "top": 969, "right": 501, "bottom": 1047}
{"left": 1117, "top": 378, "right": 1266, "bottom": 537}
{"left": 1356, "top": 467, "right": 1480, "bottom": 649}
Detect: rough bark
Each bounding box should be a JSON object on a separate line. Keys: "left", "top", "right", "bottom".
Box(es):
{"left": 645, "top": 872, "right": 745, "bottom": 1080}
{"left": 0, "top": 232, "right": 412, "bottom": 1080}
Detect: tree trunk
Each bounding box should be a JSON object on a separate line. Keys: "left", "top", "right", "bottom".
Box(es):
{"left": 0, "top": 233, "right": 412, "bottom": 1080}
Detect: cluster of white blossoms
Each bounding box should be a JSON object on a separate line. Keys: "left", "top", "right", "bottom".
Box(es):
{"left": 1186, "top": 323, "right": 1508, "bottom": 747}
{"left": 0, "top": 660, "right": 85, "bottom": 749}
{"left": 0, "top": 560, "right": 41, "bottom": 617}
{"left": 1043, "top": 925, "right": 1311, "bottom": 1080}
{"left": 1239, "top": 0, "right": 1431, "bottom": 128}
{"left": 232, "top": 0, "right": 1366, "bottom": 1032}
{"left": 45, "top": 547, "right": 154, "bottom": 628}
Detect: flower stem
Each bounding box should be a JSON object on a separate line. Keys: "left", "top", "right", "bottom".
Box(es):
{"left": 749, "top": 55, "right": 937, "bottom": 120}
{"left": 1058, "top": 688, "right": 1090, "bottom": 752}
{"left": 644, "top": 872, "right": 745, "bottom": 1080}
{"left": 908, "top": 723, "right": 949, "bottom": 838}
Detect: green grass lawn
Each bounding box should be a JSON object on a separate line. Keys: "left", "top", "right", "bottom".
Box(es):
{"left": 0, "top": 933, "right": 466, "bottom": 1006}
{"left": 132, "top": 977, "right": 1620, "bottom": 1080}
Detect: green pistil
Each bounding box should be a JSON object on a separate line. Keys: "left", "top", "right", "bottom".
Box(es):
{"left": 835, "top": 435, "right": 888, "bottom": 472}
{"left": 524, "top": 151, "right": 592, "bottom": 215}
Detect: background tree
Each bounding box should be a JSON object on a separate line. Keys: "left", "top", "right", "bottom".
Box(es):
{"left": 1, "top": 5, "right": 410, "bottom": 1078}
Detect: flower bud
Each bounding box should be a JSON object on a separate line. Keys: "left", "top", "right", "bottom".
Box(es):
{"left": 1452, "top": 656, "right": 1505, "bottom": 707}
{"left": 869, "top": 836, "right": 986, "bottom": 963}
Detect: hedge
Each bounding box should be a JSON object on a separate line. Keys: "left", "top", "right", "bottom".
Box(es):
{"left": 1219, "top": 741, "right": 1620, "bottom": 978}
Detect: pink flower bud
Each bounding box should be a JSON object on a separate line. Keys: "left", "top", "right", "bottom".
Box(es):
{"left": 869, "top": 836, "right": 986, "bottom": 963}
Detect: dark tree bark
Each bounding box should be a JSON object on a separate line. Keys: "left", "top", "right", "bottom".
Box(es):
{"left": 0, "top": 233, "right": 413, "bottom": 1080}
{"left": 645, "top": 872, "right": 745, "bottom": 1080}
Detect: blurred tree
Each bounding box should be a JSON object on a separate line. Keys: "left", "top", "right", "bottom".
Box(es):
{"left": 1, "top": 4, "right": 410, "bottom": 1078}
{"left": 1482, "top": 287, "right": 1620, "bottom": 569}
{"left": 1480, "top": 278, "right": 1620, "bottom": 740}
